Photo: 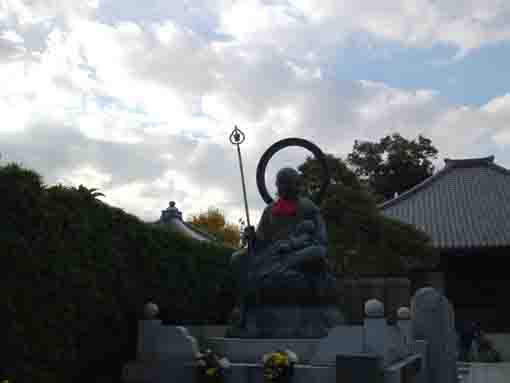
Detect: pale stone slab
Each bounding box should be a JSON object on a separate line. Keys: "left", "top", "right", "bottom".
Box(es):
{"left": 411, "top": 287, "right": 457, "bottom": 383}
{"left": 137, "top": 323, "right": 199, "bottom": 362}
{"left": 364, "top": 317, "right": 391, "bottom": 365}
{"left": 387, "top": 325, "right": 412, "bottom": 363}
{"left": 137, "top": 320, "right": 163, "bottom": 361}
{"left": 311, "top": 325, "right": 364, "bottom": 365}
{"left": 155, "top": 326, "right": 199, "bottom": 361}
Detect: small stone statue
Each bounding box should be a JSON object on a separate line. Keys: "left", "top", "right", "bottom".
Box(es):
{"left": 230, "top": 167, "right": 343, "bottom": 338}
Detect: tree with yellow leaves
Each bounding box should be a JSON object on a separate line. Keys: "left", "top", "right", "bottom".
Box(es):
{"left": 189, "top": 207, "right": 241, "bottom": 248}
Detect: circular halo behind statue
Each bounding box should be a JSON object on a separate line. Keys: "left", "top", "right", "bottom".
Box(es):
{"left": 256, "top": 138, "right": 330, "bottom": 205}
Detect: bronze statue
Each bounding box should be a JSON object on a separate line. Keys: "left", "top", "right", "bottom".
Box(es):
{"left": 239, "top": 167, "right": 332, "bottom": 298}
{"left": 229, "top": 135, "right": 344, "bottom": 338}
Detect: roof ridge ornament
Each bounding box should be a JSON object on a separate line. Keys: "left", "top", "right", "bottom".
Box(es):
{"left": 444, "top": 155, "right": 495, "bottom": 168}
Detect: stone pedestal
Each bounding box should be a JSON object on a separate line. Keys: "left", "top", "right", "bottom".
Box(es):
{"left": 227, "top": 305, "right": 345, "bottom": 338}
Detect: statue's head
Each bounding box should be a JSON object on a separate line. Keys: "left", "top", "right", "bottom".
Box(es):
{"left": 276, "top": 167, "right": 300, "bottom": 200}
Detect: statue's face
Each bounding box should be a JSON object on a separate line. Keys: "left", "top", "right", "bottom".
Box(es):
{"left": 276, "top": 167, "right": 300, "bottom": 200}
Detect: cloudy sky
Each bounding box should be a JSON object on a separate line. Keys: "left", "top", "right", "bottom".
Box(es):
{"left": 1, "top": 0, "right": 510, "bottom": 224}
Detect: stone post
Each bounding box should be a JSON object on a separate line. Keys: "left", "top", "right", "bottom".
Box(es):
{"left": 123, "top": 303, "right": 200, "bottom": 383}
{"left": 363, "top": 299, "right": 389, "bottom": 365}
{"left": 138, "top": 302, "right": 163, "bottom": 361}
{"left": 397, "top": 306, "right": 412, "bottom": 355}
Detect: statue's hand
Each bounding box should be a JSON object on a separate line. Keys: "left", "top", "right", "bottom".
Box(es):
{"left": 241, "top": 225, "right": 256, "bottom": 246}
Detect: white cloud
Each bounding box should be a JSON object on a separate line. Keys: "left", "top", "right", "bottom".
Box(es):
{"left": 1, "top": 0, "right": 98, "bottom": 25}
{"left": 2, "top": 29, "right": 23, "bottom": 43}
{"left": 57, "top": 165, "right": 112, "bottom": 189}
{"left": 218, "top": 0, "right": 510, "bottom": 54}
{"left": 2, "top": 0, "right": 510, "bottom": 225}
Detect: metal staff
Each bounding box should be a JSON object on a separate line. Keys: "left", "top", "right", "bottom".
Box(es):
{"left": 229, "top": 126, "right": 255, "bottom": 331}
{"left": 229, "top": 126, "right": 251, "bottom": 228}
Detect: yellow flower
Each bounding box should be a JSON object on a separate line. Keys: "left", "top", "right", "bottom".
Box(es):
{"left": 273, "top": 352, "right": 288, "bottom": 366}
{"left": 205, "top": 367, "right": 217, "bottom": 377}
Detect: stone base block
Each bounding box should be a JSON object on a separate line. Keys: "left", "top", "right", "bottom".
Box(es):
{"left": 227, "top": 363, "right": 335, "bottom": 383}
{"left": 123, "top": 361, "right": 195, "bottom": 383}
{"left": 228, "top": 305, "right": 345, "bottom": 338}
{"left": 336, "top": 353, "right": 384, "bottom": 383}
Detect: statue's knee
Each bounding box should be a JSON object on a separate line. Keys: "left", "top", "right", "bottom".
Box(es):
{"left": 300, "top": 245, "right": 327, "bottom": 258}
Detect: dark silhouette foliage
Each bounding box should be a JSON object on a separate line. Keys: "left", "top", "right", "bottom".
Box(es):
{"left": 0, "top": 163, "right": 235, "bottom": 383}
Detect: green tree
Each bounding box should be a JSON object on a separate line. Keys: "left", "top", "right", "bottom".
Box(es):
{"left": 189, "top": 207, "right": 241, "bottom": 248}
{"left": 0, "top": 163, "right": 236, "bottom": 383}
{"left": 347, "top": 133, "right": 438, "bottom": 202}
{"left": 298, "top": 153, "right": 362, "bottom": 198}
{"left": 298, "top": 154, "right": 435, "bottom": 276}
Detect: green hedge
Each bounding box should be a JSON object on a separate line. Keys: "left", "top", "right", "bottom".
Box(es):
{"left": 0, "top": 163, "right": 236, "bottom": 383}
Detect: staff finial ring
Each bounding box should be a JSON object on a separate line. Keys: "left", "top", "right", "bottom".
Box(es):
{"left": 229, "top": 126, "right": 246, "bottom": 145}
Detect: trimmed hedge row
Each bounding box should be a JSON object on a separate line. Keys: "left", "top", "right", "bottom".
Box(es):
{"left": 0, "top": 164, "right": 236, "bottom": 383}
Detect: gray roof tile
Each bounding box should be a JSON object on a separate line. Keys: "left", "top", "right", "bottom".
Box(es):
{"left": 379, "top": 156, "right": 510, "bottom": 250}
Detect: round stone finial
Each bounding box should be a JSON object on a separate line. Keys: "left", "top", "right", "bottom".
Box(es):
{"left": 144, "top": 302, "right": 159, "bottom": 319}
{"left": 397, "top": 306, "right": 411, "bottom": 320}
{"left": 365, "top": 299, "right": 384, "bottom": 318}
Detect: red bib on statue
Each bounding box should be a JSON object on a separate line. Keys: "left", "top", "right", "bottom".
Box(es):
{"left": 271, "top": 198, "right": 298, "bottom": 216}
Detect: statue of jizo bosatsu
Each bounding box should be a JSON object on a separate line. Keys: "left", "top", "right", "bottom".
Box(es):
{"left": 229, "top": 131, "right": 344, "bottom": 338}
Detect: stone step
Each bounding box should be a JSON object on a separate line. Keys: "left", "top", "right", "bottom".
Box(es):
{"left": 226, "top": 363, "right": 335, "bottom": 383}
{"left": 457, "top": 362, "right": 471, "bottom": 383}
{"left": 457, "top": 363, "right": 471, "bottom": 374}
{"left": 122, "top": 360, "right": 336, "bottom": 383}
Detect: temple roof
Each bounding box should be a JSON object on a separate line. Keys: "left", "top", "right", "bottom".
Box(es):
{"left": 156, "top": 201, "right": 220, "bottom": 243}
{"left": 379, "top": 156, "right": 510, "bottom": 250}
